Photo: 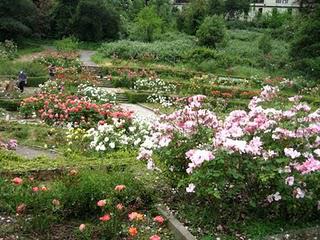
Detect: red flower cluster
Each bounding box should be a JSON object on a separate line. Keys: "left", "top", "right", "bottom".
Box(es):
{"left": 20, "top": 93, "right": 133, "bottom": 127}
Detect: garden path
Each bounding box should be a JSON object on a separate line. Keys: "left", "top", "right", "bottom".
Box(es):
{"left": 120, "top": 103, "right": 158, "bottom": 123}
{"left": 15, "top": 145, "right": 58, "bottom": 159}
{"left": 79, "top": 50, "right": 97, "bottom": 67}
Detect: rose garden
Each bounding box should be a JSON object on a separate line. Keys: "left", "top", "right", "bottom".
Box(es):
{"left": 0, "top": 1, "right": 319, "bottom": 239}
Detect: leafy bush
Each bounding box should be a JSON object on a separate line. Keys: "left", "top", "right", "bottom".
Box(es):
{"left": 258, "top": 34, "right": 272, "bottom": 55}
{"left": 55, "top": 37, "right": 79, "bottom": 52}
{"left": 0, "top": 40, "right": 18, "bottom": 60}
{"left": 196, "top": 15, "right": 226, "bottom": 48}
{"left": 0, "top": 61, "right": 47, "bottom": 78}
{"left": 290, "top": 7, "right": 320, "bottom": 80}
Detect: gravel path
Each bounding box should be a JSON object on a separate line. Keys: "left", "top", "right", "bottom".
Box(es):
{"left": 120, "top": 103, "right": 158, "bottom": 124}
{"left": 79, "top": 50, "right": 97, "bottom": 67}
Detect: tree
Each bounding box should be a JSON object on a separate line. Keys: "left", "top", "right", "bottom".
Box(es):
{"left": 0, "top": 0, "right": 37, "bottom": 40}
{"left": 196, "top": 15, "right": 226, "bottom": 48}
{"left": 51, "top": 0, "right": 80, "bottom": 37}
{"left": 290, "top": 6, "right": 320, "bottom": 79}
{"left": 225, "top": 0, "right": 250, "bottom": 19}
{"left": 178, "top": 0, "right": 208, "bottom": 35}
{"left": 207, "top": 0, "right": 225, "bottom": 15}
{"left": 32, "top": 0, "right": 54, "bottom": 37}
{"left": 73, "top": 0, "right": 120, "bottom": 41}
{"left": 131, "top": 6, "right": 163, "bottom": 42}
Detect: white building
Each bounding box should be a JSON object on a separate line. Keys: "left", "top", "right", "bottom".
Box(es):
{"left": 249, "top": 0, "right": 300, "bottom": 18}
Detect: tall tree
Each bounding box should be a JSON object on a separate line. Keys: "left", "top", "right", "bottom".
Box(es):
{"left": 73, "top": 0, "right": 120, "bottom": 41}
{"left": 0, "top": 0, "right": 37, "bottom": 40}
{"left": 51, "top": 0, "right": 80, "bottom": 37}
{"left": 32, "top": 0, "right": 54, "bottom": 37}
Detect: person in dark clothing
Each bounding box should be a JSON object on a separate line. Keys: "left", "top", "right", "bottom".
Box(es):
{"left": 18, "top": 71, "right": 27, "bottom": 93}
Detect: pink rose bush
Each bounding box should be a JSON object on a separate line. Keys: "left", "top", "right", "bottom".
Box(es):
{"left": 138, "top": 86, "right": 320, "bottom": 221}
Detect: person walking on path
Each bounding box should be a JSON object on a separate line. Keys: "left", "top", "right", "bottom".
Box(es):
{"left": 17, "top": 70, "right": 27, "bottom": 93}
{"left": 48, "top": 64, "right": 56, "bottom": 80}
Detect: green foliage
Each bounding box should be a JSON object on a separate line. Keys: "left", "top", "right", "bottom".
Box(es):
{"left": 0, "top": 61, "right": 46, "bottom": 79}
{"left": 51, "top": 0, "right": 80, "bottom": 37}
{"left": 0, "top": 40, "right": 18, "bottom": 60}
{"left": 0, "top": 99, "right": 20, "bottom": 112}
{"left": 73, "top": 0, "right": 120, "bottom": 41}
{"left": 125, "top": 91, "right": 150, "bottom": 103}
{"left": 258, "top": 34, "right": 272, "bottom": 55}
{"left": 196, "top": 15, "right": 226, "bottom": 48}
{"left": 131, "top": 6, "right": 164, "bottom": 42}
{"left": 177, "top": 0, "right": 208, "bottom": 35}
{"left": 207, "top": 0, "right": 225, "bottom": 15}
{"left": 290, "top": 7, "right": 320, "bottom": 79}
{"left": 98, "top": 38, "right": 196, "bottom": 63}
{"left": 256, "top": 9, "right": 293, "bottom": 29}
{"left": 0, "top": 0, "right": 37, "bottom": 40}
{"left": 55, "top": 37, "right": 79, "bottom": 52}
{"left": 225, "top": 0, "right": 250, "bottom": 19}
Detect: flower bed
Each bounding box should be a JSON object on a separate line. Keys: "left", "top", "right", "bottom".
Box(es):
{"left": 20, "top": 93, "right": 132, "bottom": 128}
{"left": 138, "top": 86, "right": 320, "bottom": 224}
{"left": 0, "top": 170, "right": 173, "bottom": 239}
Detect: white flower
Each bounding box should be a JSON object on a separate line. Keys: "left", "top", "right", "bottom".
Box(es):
{"left": 186, "top": 183, "right": 196, "bottom": 193}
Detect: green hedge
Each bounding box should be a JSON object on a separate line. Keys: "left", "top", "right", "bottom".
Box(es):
{"left": 125, "top": 91, "right": 150, "bottom": 103}
{"left": 0, "top": 98, "right": 20, "bottom": 111}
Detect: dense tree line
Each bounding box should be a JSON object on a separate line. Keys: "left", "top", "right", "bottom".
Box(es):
{"left": 0, "top": 0, "right": 319, "bottom": 78}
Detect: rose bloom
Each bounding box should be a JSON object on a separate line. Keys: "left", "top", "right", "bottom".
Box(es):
{"left": 114, "top": 185, "right": 126, "bottom": 191}
{"left": 79, "top": 224, "right": 86, "bottom": 232}
{"left": 97, "top": 199, "right": 107, "bottom": 207}
{"left": 116, "top": 203, "right": 124, "bottom": 210}
{"left": 128, "top": 212, "right": 144, "bottom": 221}
{"left": 128, "top": 227, "right": 138, "bottom": 237}
{"left": 153, "top": 215, "right": 165, "bottom": 224}
{"left": 16, "top": 203, "right": 27, "bottom": 214}
{"left": 99, "top": 214, "right": 111, "bottom": 222}
{"left": 52, "top": 199, "right": 61, "bottom": 206}
{"left": 40, "top": 186, "right": 48, "bottom": 191}
{"left": 12, "top": 177, "right": 23, "bottom": 185}
{"left": 150, "top": 235, "right": 161, "bottom": 240}
{"left": 32, "top": 187, "right": 39, "bottom": 192}
{"left": 69, "top": 169, "right": 78, "bottom": 176}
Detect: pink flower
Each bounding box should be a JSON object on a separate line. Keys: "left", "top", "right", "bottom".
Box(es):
{"left": 97, "top": 199, "right": 107, "bottom": 207}
{"left": 186, "top": 150, "right": 214, "bottom": 174}
{"left": 267, "top": 192, "right": 282, "bottom": 203}
{"left": 12, "top": 177, "right": 23, "bottom": 185}
{"left": 128, "top": 212, "right": 144, "bottom": 221}
{"left": 153, "top": 215, "right": 165, "bottom": 224}
{"left": 99, "top": 214, "right": 111, "bottom": 222}
{"left": 150, "top": 235, "right": 161, "bottom": 240}
{"left": 79, "top": 224, "right": 86, "bottom": 232}
{"left": 40, "top": 186, "right": 48, "bottom": 191}
{"left": 186, "top": 183, "right": 195, "bottom": 193}
{"left": 294, "top": 188, "right": 305, "bottom": 199}
{"left": 32, "top": 187, "right": 39, "bottom": 192}
{"left": 284, "top": 148, "right": 301, "bottom": 159}
{"left": 116, "top": 203, "right": 124, "bottom": 210}
{"left": 285, "top": 176, "right": 294, "bottom": 186}
{"left": 295, "top": 156, "right": 320, "bottom": 174}
{"left": 114, "top": 185, "right": 126, "bottom": 191}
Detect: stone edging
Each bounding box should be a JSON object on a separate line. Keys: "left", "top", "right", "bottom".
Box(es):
{"left": 156, "top": 204, "right": 197, "bottom": 240}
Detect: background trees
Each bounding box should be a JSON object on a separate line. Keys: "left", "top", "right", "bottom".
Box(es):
{"left": 0, "top": 0, "right": 37, "bottom": 40}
